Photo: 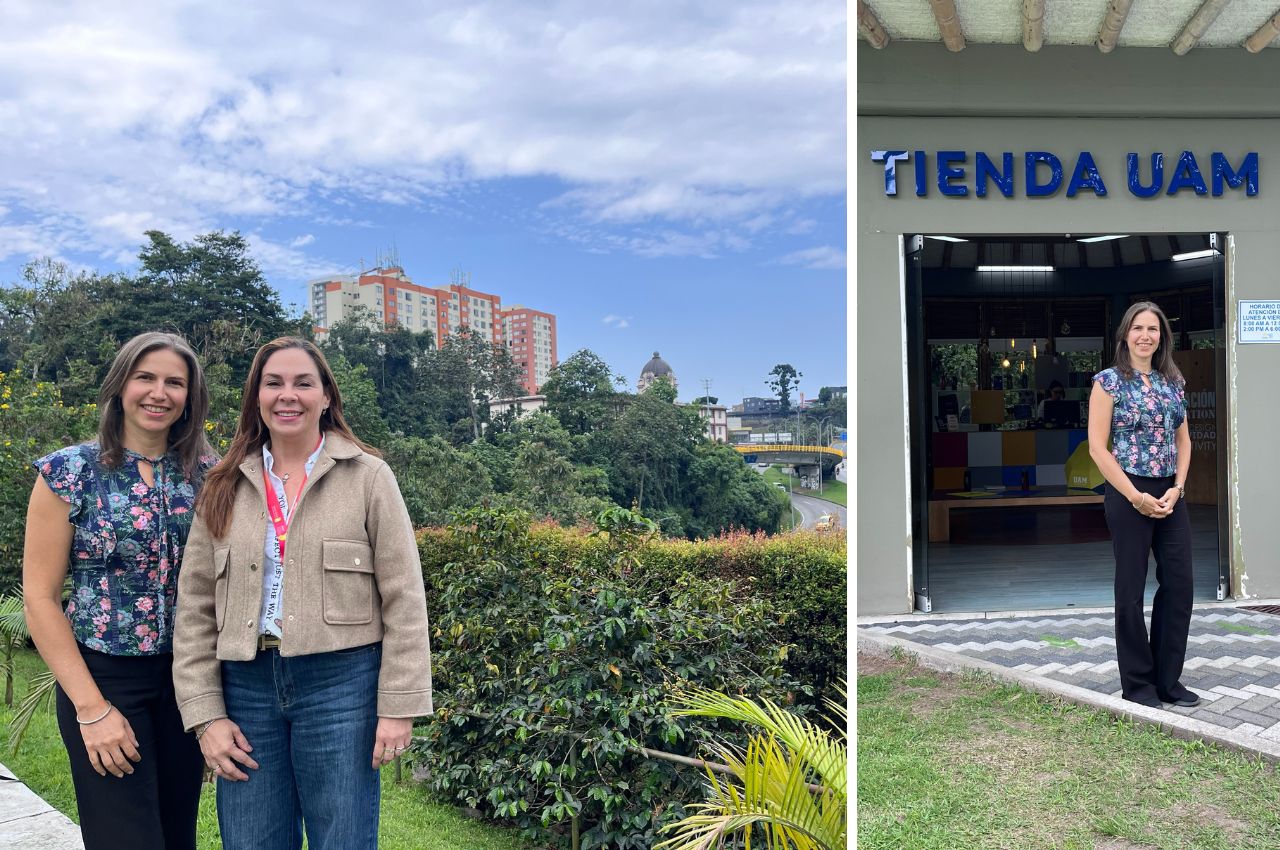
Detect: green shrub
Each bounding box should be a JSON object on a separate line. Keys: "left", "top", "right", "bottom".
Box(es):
{"left": 418, "top": 520, "right": 847, "bottom": 713}
{"left": 415, "top": 507, "right": 802, "bottom": 849}
{"left": 0, "top": 368, "right": 98, "bottom": 592}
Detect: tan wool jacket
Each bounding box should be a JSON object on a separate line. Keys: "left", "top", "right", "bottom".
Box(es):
{"left": 173, "top": 432, "right": 433, "bottom": 731}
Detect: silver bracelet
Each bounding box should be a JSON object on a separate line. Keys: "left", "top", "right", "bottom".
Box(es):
{"left": 1133, "top": 493, "right": 1147, "bottom": 513}
{"left": 76, "top": 701, "right": 114, "bottom": 725}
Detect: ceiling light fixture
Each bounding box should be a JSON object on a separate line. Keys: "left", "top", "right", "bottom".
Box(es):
{"left": 926, "top": 235, "right": 969, "bottom": 243}
{"left": 1171, "top": 249, "right": 1220, "bottom": 262}
{"left": 977, "top": 265, "right": 1054, "bottom": 272}
{"left": 1076, "top": 234, "right": 1129, "bottom": 243}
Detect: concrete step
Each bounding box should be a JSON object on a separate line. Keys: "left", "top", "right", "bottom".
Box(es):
{"left": 0, "top": 762, "right": 82, "bottom": 850}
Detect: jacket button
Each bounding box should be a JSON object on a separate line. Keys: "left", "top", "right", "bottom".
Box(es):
{"left": 354, "top": 558, "right": 361, "bottom": 566}
{"left": 250, "top": 563, "right": 258, "bottom": 572}
{"left": 246, "top": 621, "right": 253, "bottom": 628}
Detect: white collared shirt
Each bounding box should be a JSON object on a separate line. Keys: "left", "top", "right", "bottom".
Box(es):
{"left": 259, "top": 436, "right": 325, "bottom": 637}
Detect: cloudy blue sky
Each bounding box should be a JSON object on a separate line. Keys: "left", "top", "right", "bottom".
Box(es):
{"left": 0, "top": 0, "right": 847, "bottom": 405}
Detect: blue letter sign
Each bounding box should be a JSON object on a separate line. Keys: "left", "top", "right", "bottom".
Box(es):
{"left": 872, "top": 149, "right": 1259, "bottom": 199}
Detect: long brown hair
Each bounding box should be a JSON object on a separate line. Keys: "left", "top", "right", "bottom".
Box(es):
{"left": 98, "top": 332, "right": 214, "bottom": 479}
{"left": 197, "top": 337, "right": 380, "bottom": 538}
{"left": 1112, "top": 300, "right": 1184, "bottom": 385}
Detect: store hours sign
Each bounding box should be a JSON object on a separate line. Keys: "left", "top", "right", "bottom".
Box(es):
{"left": 1239, "top": 301, "right": 1280, "bottom": 343}
{"left": 869, "top": 150, "right": 1259, "bottom": 198}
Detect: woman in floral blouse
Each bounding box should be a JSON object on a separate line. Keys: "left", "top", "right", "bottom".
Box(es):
{"left": 1088, "top": 301, "right": 1197, "bottom": 711}
{"left": 23, "top": 331, "right": 216, "bottom": 850}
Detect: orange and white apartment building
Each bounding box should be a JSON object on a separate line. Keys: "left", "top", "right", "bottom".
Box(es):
{"left": 309, "top": 266, "right": 557, "bottom": 395}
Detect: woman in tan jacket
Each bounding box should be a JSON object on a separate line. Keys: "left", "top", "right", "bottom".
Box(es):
{"left": 173, "top": 337, "right": 432, "bottom": 850}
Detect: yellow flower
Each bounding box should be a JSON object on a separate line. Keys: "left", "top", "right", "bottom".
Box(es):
{"left": 0, "top": 403, "right": 8, "bottom": 410}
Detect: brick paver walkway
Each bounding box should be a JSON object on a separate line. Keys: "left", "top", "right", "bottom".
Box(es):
{"left": 860, "top": 607, "right": 1280, "bottom": 740}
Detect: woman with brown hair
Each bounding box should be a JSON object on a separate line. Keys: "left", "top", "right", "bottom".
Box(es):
{"left": 173, "top": 336, "right": 432, "bottom": 850}
{"left": 23, "top": 331, "right": 216, "bottom": 849}
{"left": 1088, "top": 301, "right": 1197, "bottom": 710}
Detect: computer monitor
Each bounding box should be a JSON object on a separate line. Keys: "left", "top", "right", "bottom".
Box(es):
{"left": 1043, "top": 399, "right": 1082, "bottom": 427}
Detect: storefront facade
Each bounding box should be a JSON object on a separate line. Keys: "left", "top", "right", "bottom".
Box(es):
{"left": 858, "top": 43, "right": 1280, "bottom": 615}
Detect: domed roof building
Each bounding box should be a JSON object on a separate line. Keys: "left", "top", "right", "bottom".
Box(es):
{"left": 638, "top": 351, "right": 677, "bottom": 393}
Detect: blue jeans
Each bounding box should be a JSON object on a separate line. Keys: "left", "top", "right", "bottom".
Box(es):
{"left": 216, "top": 643, "right": 382, "bottom": 850}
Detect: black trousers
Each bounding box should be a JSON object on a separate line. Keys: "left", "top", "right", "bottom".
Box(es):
{"left": 1103, "top": 474, "right": 1195, "bottom": 702}
{"left": 55, "top": 644, "right": 203, "bottom": 850}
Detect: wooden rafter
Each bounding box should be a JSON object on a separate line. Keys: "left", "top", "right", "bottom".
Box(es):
{"left": 1244, "top": 9, "right": 1280, "bottom": 53}
{"left": 1023, "top": 0, "right": 1045, "bottom": 52}
{"left": 1096, "top": 0, "right": 1134, "bottom": 53}
{"left": 1172, "top": 0, "right": 1233, "bottom": 55}
{"left": 857, "top": 1, "right": 890, "bottom": 49}
{"left": 929, "top": 0, "right": 966, "bottom": 52}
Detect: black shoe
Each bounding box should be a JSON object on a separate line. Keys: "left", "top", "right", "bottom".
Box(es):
{"left": 1125, "top": 694, "right": 1163, "bottom": 709}
{"left": 1160, "top": 690, "right": 1201, "bottom": 708}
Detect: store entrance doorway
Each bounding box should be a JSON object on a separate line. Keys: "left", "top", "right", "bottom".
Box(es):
{"left": 906, "top": 233, "right": 1229, "bottom": 613}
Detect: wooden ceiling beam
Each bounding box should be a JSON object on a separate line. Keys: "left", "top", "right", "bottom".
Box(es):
{"left": 857, "top": 1, "right": 890, "bottom": 49}
{"left": 1096, "top": 0, "right": 1134, "bottom": 53}
{"left": 929, "top": 0, "right": 966, "bottom": 52}
{"left": 1172, "top": 0, "right": 1233, "bottom": 56}
{"left": 1244, "top": 9, "right": 1280, "bottom": 53}
{"left": 1023, "top": 0, "right": 1045, "bottom": 52}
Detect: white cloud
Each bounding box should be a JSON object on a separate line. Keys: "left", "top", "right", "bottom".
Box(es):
{"left": 291, "top": 234, "right": 316, "bottom": 248}
{"left": 775, "top": 245, "right": 846, "bottom": 270}
{"left": 602, "top": 314, "right": 633, "bottom": 329}
{"left": 0, "top": 0, "right": 846, "bottom": 276}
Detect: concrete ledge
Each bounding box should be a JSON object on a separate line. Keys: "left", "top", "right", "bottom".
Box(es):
{"left": 0, "top": 763, "right": 82, "bottom": 850}
{"left": 857, "top": 631, "right": 1280, "bottom": 763}
{"left": 856, "top": 598, "right": 1280, "bottom": 626}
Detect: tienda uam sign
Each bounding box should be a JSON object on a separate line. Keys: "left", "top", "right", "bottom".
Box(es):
{"left": 869, "top": 150, "right": 1258, "bottom": 198}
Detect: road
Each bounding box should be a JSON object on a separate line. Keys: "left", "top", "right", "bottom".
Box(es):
{"left": 750, "top": 462, "right": 846, "bottom": 529}
{"left": 791, "top": 492, "right": 847, "bottom": 530}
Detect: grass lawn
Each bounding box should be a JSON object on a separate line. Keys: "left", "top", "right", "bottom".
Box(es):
{"left": 760, "top": 465, "right": 846, "bottom": 507}
{"left": 2, "top": 649, "right": 531, "bottom": 850}
{"left": 858, "top": 650, "right": 1280, "bottom": 850}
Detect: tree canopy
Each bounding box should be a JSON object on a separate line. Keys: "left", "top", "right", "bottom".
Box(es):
{"left": 2, "top": 232, "right": 794, "bottom": 545}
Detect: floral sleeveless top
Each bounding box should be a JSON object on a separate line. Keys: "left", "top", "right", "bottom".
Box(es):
{"left": 34, "top": 443, "right": 218, "bottom": 655}
{"left": 1093, "top": 367, "right": 1187, "bottom": 478}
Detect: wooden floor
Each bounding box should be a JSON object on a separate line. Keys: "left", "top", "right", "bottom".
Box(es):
{"left": 925, "top": 504, "right": 1222, "bottom": 612}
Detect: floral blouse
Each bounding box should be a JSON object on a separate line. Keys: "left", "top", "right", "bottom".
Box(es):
{"left": 1094, "top": 367, "right": 1187, "bottom": 478}
{"left": 35, "top": 443, "right": 218, "bottom": 655}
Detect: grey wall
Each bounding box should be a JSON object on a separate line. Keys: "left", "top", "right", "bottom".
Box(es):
{"left": 857, "top": 46, "right": 1280, "bottom": 615}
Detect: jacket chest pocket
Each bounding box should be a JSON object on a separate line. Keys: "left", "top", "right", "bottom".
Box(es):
{"left": 214, "top": 547, "right": 230, "bottom": 631}
{"left": 322, "top": 539, "right": 375, "bottom": 625}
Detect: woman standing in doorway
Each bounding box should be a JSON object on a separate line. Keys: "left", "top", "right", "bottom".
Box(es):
{"left": 174, "top": 337, "right": 432, "bottom": 850}
{"left": 23, "top": 332, "right": 216, "bottom": 849}
{"left": 1088, "top": 301, "right": 1198, "bottom": 709}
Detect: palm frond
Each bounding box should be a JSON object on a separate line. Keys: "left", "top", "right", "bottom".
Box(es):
{"left": 0, "top": 594, "right": 29, "bottom": 642}
{"left": 660, "top": 685, "right": 848, "bottom": 850}
{"left": 670, "top": 684, "right": 847, "bottom": 800}
{"left": 8, "top": 669, "right": 57, "bottom": 755}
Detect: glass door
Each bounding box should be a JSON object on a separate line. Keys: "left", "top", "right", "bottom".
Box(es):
{"left": 904, "top": 235, "right": 931, "bottom": 611}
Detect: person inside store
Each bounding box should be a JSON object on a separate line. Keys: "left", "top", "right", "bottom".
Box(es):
{"left": 23, "top": 331, "right": 216, "bottom": 850}
{"left": 1035, "top": 380, "right": 1066, "bottom": 421}
{"left": 173, "top": 337, "right": 433, "bottom": 850}
{"left": 1088, "top": 301, "right": 1197, "bottom": 710}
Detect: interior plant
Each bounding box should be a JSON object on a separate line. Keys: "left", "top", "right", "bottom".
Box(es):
{"left": 655, "top": 682, "right": 847, "bottom": 850}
